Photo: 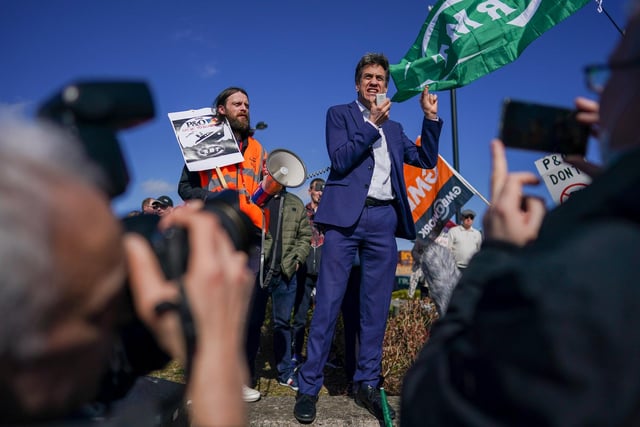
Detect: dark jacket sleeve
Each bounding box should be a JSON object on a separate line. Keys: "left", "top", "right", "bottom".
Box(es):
{"left": 177, "top": 165, "right": 209, "bottom": 201}
{"left": 401, "top": 224, "right": 640, "bottom": 427}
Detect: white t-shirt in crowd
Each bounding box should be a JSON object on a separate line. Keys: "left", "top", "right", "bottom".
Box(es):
{"left": 447, "top": 225, "right": 482, "bottom": 269}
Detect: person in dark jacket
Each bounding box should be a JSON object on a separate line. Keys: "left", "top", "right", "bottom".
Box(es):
{"left": 245, "top": 190, "right": 311, "bottom": 392}
{"left": 401, "top": 4, "right": 640, "bottom": 425}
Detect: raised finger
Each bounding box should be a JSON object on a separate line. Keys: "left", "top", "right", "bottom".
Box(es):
{"left": 522, "top": 196, "right": 546, "bottom": 239}
{"left": 490, "top": 139, "right": 508, "bottom": 200}
{"left": 574, "top": 96, "right": 599, "bottom": 114}
{"left": 495, "top": 172, "right": 540, "bottom": 208}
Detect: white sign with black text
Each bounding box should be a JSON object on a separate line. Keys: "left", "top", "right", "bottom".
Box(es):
{"left": 534, "top": 153, "right": 592, "bottom": 205}
{"left": 168, "top": 107, "right": 244, "bottom": 172}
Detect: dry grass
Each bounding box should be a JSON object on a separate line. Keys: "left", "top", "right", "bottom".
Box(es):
{"left": 152, "top": 294, "right": 439, "bottom": 397}
{"left": 151, "top": 360, "right": 185, "bottom": 384}
{"left": 382, "top": 297, "right": 438, "bottom": 395}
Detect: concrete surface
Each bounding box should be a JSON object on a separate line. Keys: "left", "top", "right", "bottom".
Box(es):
{"left": 248, "top": 395, "right": 401, "bottom": 426}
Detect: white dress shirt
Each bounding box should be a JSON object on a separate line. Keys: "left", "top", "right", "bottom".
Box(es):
{"left": 357, "top": 100, "right": 394, "bottom": 201}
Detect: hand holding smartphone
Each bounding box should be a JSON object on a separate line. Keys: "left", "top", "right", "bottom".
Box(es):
{"left": 498, "top": 99, "right": 590, "bottom": 156}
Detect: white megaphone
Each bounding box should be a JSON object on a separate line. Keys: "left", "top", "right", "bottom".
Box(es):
{"left": 251, "top": 149, "right": 307, "bottom": 206}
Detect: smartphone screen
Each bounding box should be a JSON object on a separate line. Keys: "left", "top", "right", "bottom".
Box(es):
{"left": 376, "top": 93, "right": 387, "bottom": 105}
{"left": 498, "top": 99, "right": 589, "bottom": 155}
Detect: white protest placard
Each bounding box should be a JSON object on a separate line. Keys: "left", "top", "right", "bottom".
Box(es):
{"left": 168, "top": 107, "right": 244, "bottom": 171}
{"left": 534, "top": 153, "right": 592, "bottom": 205}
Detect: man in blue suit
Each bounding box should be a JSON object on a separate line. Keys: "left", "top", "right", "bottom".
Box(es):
{"left": 294, "top": 52, "right": 442, "bottom": 423}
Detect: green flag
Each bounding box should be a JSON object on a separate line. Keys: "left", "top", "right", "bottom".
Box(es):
{"left": 390, "top": 0, "right": 590, "bottom": 102}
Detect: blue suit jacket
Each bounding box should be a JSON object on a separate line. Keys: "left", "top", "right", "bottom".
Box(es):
{"left": 315, "top": 101, "right": 443, "bottom": 240}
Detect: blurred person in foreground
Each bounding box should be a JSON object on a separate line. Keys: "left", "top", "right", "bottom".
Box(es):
{"left": 0, "top": 116, "right": 253, "bottom": 426}
{"left": 294, "top": 52, "right": 442, "bottom": 424}
{"left": 401, "top": 2, "right": 640, "bottom": 425}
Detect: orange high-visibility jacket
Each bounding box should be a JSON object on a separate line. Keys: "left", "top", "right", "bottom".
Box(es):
{"left": 198, "top": 136, "right": 267, "bottom": 229}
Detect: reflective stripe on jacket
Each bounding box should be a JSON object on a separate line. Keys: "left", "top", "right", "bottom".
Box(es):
{"left": 198, "top": 136, "right": 267, "bottom": 229}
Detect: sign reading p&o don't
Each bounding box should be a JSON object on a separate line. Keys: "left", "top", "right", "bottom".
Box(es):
{"left": 534, "top": 153, "right": 592, "bottom": 205}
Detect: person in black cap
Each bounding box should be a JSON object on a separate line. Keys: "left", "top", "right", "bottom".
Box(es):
{"left": 152, "top": 195, "right": 174, "bottom": 216}
{"left": 447, "top": 208, "right": 482, "bottom": 270}
{"left": 156, "top": 195, "right": 174, "bottom": 207}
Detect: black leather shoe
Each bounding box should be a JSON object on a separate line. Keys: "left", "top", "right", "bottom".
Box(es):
{"left": 294, "top": 392, "right": 317, "bottom": 424}
{"left": 354, "top": 384, "right": 396, "bottom": 420}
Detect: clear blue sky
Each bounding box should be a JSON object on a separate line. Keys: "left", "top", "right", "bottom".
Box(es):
{"left": 1, "top": 1, "right": 627, "bottom": 250}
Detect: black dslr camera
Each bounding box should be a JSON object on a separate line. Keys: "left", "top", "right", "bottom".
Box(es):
{"left": 37, "top": 81, "right": 256, "bottom": 403}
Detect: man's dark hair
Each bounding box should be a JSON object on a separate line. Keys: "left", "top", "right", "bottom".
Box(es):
{"left": 309, "top": 178, "right": 325, "bottom": 189}
{"left": 355, "top": 53, "right": 390, "bottom": 85}
{"left": 212, "top": 87, "right": 249, "bottom": 116}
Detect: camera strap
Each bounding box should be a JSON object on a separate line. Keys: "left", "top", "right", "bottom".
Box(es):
{"left": 262, "top": 195, "right": 284, "bottom": 289}
{"left": 154, "top": 280, "right": 196, "bottom": 380}
{"left": 177, "top": 277, "right": 196, "bottom": 380}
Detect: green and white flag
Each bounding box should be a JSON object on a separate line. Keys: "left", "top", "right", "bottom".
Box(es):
{"left": 390, "top": 0, "right": 590, "bottom": 102}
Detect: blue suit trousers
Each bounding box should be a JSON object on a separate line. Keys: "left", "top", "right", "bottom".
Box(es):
{"left": 298, "top": 204, "right": 397, "bottom": 395}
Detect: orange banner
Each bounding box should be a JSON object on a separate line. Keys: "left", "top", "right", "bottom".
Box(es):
{"left": 404, "top": 151, "right": 454, "bottom": 223}
{"left": 404, "top": 137, "right": 474, "bottom": 240}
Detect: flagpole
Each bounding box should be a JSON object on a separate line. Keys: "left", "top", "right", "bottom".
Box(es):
{"left": 450, "top": 88, "right": 461, "bottom": 222}
{"left": 450, "top": 88, "right": 460, "bottom": 172}
{"left": 439, "top": 156, "right": 491, "bottom": 206}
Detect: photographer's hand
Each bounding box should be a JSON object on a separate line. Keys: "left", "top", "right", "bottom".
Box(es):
{"left": 125, "top": 232, "right": 185, "bottom": 362}
{"left": 565, "top": 97, "right": 603, "bottom": 178}
{"left": 575, "top": 96, "right": 600, "bottom": 138}
{"left": 124, "top": 201, "right": 253, "bottom": 426}
{"left": 483, "top": 140, "right": 546, "bottom": 247}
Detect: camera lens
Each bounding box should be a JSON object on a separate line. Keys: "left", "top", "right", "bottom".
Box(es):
{"left": 203, "top": 190, "right": 256, "bottom": 255}
{"left": 121, "top": 189, "right": 255, "bottom": 280}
